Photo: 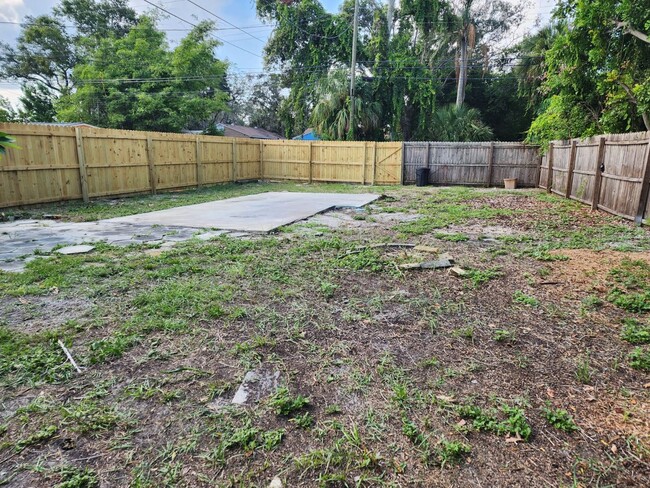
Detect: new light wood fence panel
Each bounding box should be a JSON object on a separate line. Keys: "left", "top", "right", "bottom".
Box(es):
{"left": 311, "top": 142, "right": 364, "bottom": 183}
{"left": 540, "top": 131, "right": 650, "bottom": 223}
{"left": 235, "top": 140, "right": 262, "bottom": 181}
{"left": 0, "top": 125, "right": 82, "bottom": 206}
{"left": 82, "top": 128, "right": 150, "bottom": 197}
{"left": 262, "top": 141, "right": 311, "bottom": 181}
{"left": 200, "top": 137, "right": 239, "bottom": 184}
{"left": 403, "top": 142, "right": 539, "bottom": 186}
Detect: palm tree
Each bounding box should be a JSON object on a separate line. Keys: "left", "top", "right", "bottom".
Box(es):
{"left": 429, "top": 104, "right": 493, "bottom": 141}
{"left": 311, "top": 70, "right": 382, "bottom": 140}
{"left": 454, "top": 0, "right": 476, "bottom": 108}
{"left": 513, "top": 26, "right": 556, "bottom": 113}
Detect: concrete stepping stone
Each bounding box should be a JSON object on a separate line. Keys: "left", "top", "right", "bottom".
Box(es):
{"left": 55, "top": 245, "right": 95, "bottom": 255}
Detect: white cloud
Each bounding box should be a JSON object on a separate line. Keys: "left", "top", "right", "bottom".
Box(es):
{"left": 0, "top": 0, "right": 25, "bottom": 23}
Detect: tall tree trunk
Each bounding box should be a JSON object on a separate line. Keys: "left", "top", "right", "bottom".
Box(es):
{"left": 387, "top": 0, "right": 395, "bottom": 38}
{"left": 455, "top": 35, "right": 468, "bottom": 108}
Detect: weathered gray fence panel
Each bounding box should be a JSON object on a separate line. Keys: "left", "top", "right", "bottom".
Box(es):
{"left": 541, "top": 131, "right": 650, "bottom": 224}
{"left": 403, "top": 141, "right": 540, "bottom": 187}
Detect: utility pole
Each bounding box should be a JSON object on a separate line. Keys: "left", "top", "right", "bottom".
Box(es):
{"left": 387, "top": 0, "right": 395, "bottom": 38}
{"left": 349, "top": 0, "right": 360, "bottom": 140}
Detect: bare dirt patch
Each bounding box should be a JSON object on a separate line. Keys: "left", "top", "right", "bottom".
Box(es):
{"left": 0, "top": 295, "right": 94, "bottom": 334}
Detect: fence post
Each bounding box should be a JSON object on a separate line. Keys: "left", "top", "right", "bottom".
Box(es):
{"left": 146, "top": 135, "right": 156, "bottom": 194}
{"left": 231, "top": 139, "right": 237, "bottom": 182}
{"left": 308, "top": 141, "right": 313, "bottom": 184}
{"left": 565, "top": 139, "right": 577, "bottom": 198}
{"left": 535, "top": 149, "right": 543, "bottom": 188}
{"left": 635, "top": 138, "right": 650, "bottom": 225}
{"left": 592, "top": 137, "right": 606, "bottom": 211}
{"left": 399, "top": 143, "right": 404, "bottom": 185}
{"left": 546, "top": 142, "right": 555, "bottom": 193}
{"left": 195, "top": 136, "right": 203, "bottom": 188}
{"left": 74, "top": 127, "right": 90, "bottom": 203}
{"left": 372, "top": 142, "right": 378, "bottom": 185}
{"left": 259, "top": 140, "right": 263, "bottom": 180}
{"left": 485, "top": 142, "right": 495, "bottom": 187}
{"left": 361, "top": 142, "right": 367, "bottom": 185}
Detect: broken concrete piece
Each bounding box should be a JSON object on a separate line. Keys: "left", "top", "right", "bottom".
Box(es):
{"left": 399, "top": 262, "right": 424, "bottom": 270}
{"left": 268, "top": 477, "right": 283, "bottom": 488}
{"left": 231, "top": 370, "right": 281, "bottom": 405}
{"left": 450, "top": 266, "right": 468, "bottom": 277}
{"left": 55, "top": 244, "right": 95, "bottom": 255}
{"left": 414, "top": 245, "right": 439, "bottom": 253}
{"left": 421, "top": 259, "right": 453, "bottom": 269}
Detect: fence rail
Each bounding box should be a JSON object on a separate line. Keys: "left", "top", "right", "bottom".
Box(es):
{"left": 539, "top": 131, "right": 650, "bottom": 224}
{"left": 0, "top": 123, "right": 402, "bottom": 208}
{"left": 403, "top": 141, "right": 541, "bottom": 187}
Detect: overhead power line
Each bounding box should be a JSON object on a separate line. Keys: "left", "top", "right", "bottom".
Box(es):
{"left": 185, "top": 0, "right": 266, "bottom": 43}
{"left": 0, "top": 20, "right": 273, "bottom": 32}
{"left": 142, "top": 0, "right": 262, "bottom": 58}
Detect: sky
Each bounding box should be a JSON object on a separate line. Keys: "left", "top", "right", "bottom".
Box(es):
{"left": 0, "top": 0, "right": 556, "bottom": 108}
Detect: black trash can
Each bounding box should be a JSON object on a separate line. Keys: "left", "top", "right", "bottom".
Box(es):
{"left": 415, "top": 167, "right": 430, "bottom": 186}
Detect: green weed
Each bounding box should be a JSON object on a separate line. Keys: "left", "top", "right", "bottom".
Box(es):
{"left": 620, "top": 318, "right": 650, "bottom": 344}
{"left": 456, "top": 403, "right": 532, "bottom": 441}
{"left": 15, "top": 424, "right": 58, "bottom": 451}
{"left": 513, "top": 290, "right": 539, "bottom": 307}
{"left": 434, "top": 438, "right": 471, "bottom": 468}
{"left": 493, "top": 329, "right": 516, "bottom": 343}
{"left": 542, "top": 404, "right": 578, "bottom": 433}
{"left": 337, "top": 248, "right": 385, "bottom": 272}
{"left": 268, "top": 387, "right": 310, "bottom": 416}
{"left": 607, "top": 260, "right": 650, "bottom": 313}
{"left": 54, "top": 466, "right": 99, "bottom": 488}
{"left": 463, "top": 268, "right": 502, "bottom": 288}
{"left": 575, "top": 355, "right": 592, "bottom": 384}
{"left": 628, "top": 347, "right": 650, "bottom": 371}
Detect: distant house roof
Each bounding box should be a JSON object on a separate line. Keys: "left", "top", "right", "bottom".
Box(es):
{"left": 292, "top": 128, "right": 320, "bottom": 141}
{"left": 223, "top": 124, "right": 283, "bottom": 139}
{"left": 30, "top": 122, "right": 97, "bottom": 128}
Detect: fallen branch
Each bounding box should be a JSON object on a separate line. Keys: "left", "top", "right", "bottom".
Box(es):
{"left": 58, "top": 339, "right": 82, "bottom": 373}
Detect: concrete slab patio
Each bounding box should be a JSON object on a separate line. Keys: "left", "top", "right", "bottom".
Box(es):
{"left": 105, "top": 192, "right": 380, "bottom": 232}
{"left": 0, "top": 191, "right": 379, "bottom": 272}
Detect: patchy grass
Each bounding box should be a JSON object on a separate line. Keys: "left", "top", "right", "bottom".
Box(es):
{"left": 1, "top": 183, "right": 650, "bottom": 486}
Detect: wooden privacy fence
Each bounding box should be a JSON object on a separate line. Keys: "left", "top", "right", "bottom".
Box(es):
{"left": 539, "top": 131, "right": 650, "bottom": 224}
{"left": 403, "top": 142, "right": 541, "bottom": 187}
{"left": 0, "top": 123, "right": 402, "bottom": 208}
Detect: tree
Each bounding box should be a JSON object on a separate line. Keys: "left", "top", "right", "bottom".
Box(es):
{"left": 56, "top": 17, "right": 228, "bottom": 132}
{"left": 18, "top": 84, "right": 57, "bottom": 122}
{"left": 0, "top": 96, "right": 17, "bottom": 122}
{"left": 527, "top": 0, "right": 650, "bottom": 143}
{"left": 0, "top": 0, "right": 137, "bottom": 122}
{"left": 311, "top": 70, "right": 381, "bottom": 140}
{"left": 429, "top": 104, "right": 493, "bottom": 141}
{"left": 0, "top": 15, "right": 78, "bottom": 95}
{"left": 446, "top": 0, "right": 525, "bottom": 108}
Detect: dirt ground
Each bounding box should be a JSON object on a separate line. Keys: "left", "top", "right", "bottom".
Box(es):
{"left": 1, "top": 183, "right": 649, "bottom": 487}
